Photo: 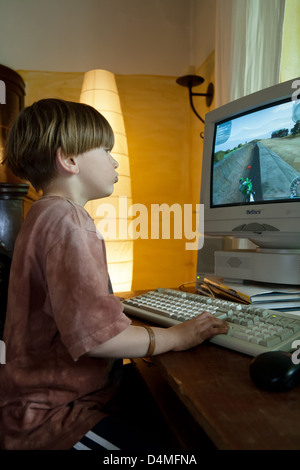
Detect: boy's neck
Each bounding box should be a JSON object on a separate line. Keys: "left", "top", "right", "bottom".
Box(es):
{"left": 42, "top": 184, "right": 87, "bottom": 207}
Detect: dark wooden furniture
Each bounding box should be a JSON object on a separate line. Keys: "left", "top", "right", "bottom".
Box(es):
{"left": 120, "top": 290, "right": 300, "bottom": 450}
{"left": 150, "top": 343, "right": 300, "bottom": 450}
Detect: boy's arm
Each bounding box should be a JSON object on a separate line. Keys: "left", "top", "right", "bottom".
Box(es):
{"left": 86, "top": 312, "right": 229, "bottom": 358}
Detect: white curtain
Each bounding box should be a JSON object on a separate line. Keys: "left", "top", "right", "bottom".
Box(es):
{"left": 215, "top": 0, "right": 286, "bottom": 107}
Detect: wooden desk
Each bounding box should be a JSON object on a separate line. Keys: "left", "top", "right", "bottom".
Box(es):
{"left": 152, "top": 344, "right": 300, "bottom": 450}
{"left": 119, "top": 291, "right": 300, "bottom": 450}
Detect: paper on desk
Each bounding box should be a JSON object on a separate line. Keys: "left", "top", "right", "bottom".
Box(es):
{"left": 204, "top": 276, "right": 300, "bottom": 304}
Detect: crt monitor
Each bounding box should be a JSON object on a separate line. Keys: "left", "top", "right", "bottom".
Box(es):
{"left": 200, "top": 78, "right": 300, "bottom": 251}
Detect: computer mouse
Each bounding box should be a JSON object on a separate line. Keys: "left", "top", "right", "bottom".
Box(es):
{"left": 249, "top": 351, "right": 300, "bottom": 392}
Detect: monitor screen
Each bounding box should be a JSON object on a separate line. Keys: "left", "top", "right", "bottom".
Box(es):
{"left": 211, "top": 97, "right": 300, "bottom": 208}
{"left": 200, "top": 78, "right": 300, "bottom": 250}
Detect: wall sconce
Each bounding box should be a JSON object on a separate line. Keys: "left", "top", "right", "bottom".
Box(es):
{"left": 176, "top": 74, "right": 214, "bottom": 125}
{"left": 80, "top": 69, "right": 133, "bottom": 292}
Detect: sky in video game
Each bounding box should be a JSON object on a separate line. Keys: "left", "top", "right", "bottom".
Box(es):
{"left": 215, "top": 100, "right": 296, "bottom": 153}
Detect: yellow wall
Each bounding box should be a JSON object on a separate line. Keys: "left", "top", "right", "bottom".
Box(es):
{"left": 18, "top": 58, "right": 214, "bottom": 291}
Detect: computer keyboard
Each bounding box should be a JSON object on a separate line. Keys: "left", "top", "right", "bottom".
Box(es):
{"left": 122, "top": 288, "right": 300, "bottom": 356}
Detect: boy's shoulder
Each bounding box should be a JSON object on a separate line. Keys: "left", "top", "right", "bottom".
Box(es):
{"left": 13, "top": 196, "right": 101, "bottom": 260}
{"left": 27, "top": 196, "right": 95, "bottom": 233}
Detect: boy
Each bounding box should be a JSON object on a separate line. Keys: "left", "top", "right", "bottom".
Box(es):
{"left": 0, "top": 99, "right": 228, "bottom": 450}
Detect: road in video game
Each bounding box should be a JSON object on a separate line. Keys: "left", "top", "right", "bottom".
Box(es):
{"left": 212, "top": 99, "right": 300, "bottom": 207}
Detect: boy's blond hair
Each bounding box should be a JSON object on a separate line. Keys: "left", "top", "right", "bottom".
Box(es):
{"left": 2, "top": 99, "right": 114, "bottom": 191}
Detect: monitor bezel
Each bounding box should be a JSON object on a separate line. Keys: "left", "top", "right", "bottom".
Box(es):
{"left": 200, "top": 78, "right": 300, "bottom": 249}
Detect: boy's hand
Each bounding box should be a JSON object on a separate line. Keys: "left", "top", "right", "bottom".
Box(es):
{"left": 169, "top": 312, "right": 229, "bottom": 352}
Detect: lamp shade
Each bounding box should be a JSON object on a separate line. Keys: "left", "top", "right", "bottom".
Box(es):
{"left": 80, "top": 69, "right": 133, "bottom": 292}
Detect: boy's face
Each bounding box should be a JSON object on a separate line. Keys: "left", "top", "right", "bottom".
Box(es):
{"left": 76, "top": 147, "right": 119, "bottom": 202}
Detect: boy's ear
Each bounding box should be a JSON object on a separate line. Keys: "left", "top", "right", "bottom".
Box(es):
{"left": 55, "top": 148, "right": 79, "bottom": 175}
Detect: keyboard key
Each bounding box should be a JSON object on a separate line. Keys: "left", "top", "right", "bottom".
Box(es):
{"left": 232, "top": 332, "right": 252, "bottom": 341}
{"left": 259, "top": 335, "right": 282, "bottom": 347}
{"left": 278, "top": 328, "right": 294, "bottom": 340}
{"left": 289, "top": 322, "right": 300, "bottom": 333}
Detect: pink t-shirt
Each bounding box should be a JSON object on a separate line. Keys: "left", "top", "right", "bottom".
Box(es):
{"left": 0, "top": 196, "right": 131, "bottom": 449}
